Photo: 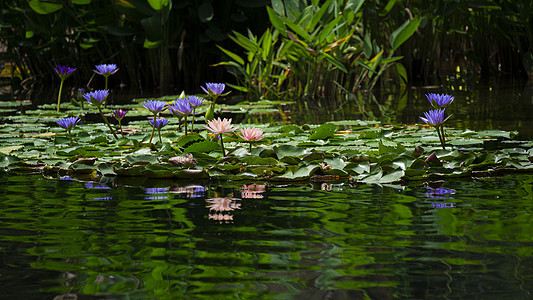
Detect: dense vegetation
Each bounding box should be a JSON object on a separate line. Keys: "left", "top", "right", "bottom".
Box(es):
{"left": 1, "top": 0, "right": 532, "bottom": 102}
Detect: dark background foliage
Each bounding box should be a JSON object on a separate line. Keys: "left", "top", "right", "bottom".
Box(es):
{"left": 1, "top": 0, "right": 532, "bottom": 99}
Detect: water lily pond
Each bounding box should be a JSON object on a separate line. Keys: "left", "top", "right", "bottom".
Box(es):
{"left": 0, "top": 88, "right": 532, "bottom": 298}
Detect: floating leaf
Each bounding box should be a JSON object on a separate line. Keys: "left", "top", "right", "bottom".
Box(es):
{"left": 275, "top": 145, "right": 308, "bottom": 160}
{"left": 241, "top": 156, "right": 280, "bottom": 166}
{"left": 124, "top": 154, "right": 160, "bottom": 165}
{"left": 184, "top": 141, "right": 221, "bottom": 153}
{"left": 309, "top": 123, "right": 337, "bottom": 140}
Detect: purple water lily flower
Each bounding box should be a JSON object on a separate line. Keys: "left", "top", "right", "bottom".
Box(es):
{"left": 143, "top": 100, "right": 167, "bottom": 144}
{"left": 83, "top": 90, "right": 109, "bottom": 107}
{"left": 56, "top": 116, "right": 81, "bottom": 130}
{"left": 142, "top": 100, "right": 167, "bottom": 114}
{"left": 113, "top": 109, "right": 128, "bottom": 138}
{"left": 150, "top": 118, "right": 169, "bottom": 143}
{"left": 113, "top": 109, "right": 128, "bottom": 121}
{"left": 56, "top": 116, "right": 81, "bottom": 144}
{"left": 82, "top": 90, "right": 119, "bottom": 140}
{"left": 420, "top": 109, "right": 452, "bottom": 150}
{"left": 149, "top": 118, "right": 170, "bottom": 129}
{"left": 94, "top": 64, "right": 119, "bottom": 76}
{"left": 187, "top": 95, "right": 205, "bottom": 108}
{"left": 168, "top": 98, "right": 195, "bottom": 135}
{"left": 426, "top": 93, "right": 454, "bottom": 108}
{"left": 54, "top": 64, "right": 76, "bottom": 112}
{"left": 201, "top": 83, "right": 226, "bottom": 97}
{"left": 419, "top": 109, "right": 451, "bottom": 127}
{"left": 54, "top": 64, "right": 76, "bottom": 81}
{"left": 168, "top": 98, "right": 193, "bottom": 117}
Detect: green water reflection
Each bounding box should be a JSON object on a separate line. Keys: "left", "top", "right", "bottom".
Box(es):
{"left": 1, "top": 174, "right": 532, "bottom": 299}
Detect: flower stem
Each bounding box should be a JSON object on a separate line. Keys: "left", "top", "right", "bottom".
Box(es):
{"left": 435, "top": 125, "right": 445, "bottom": 150}
{"left": 219, "top": 134, "right": 226, "bottom": 157}
{"left": 184, "top": 116, "right": 188, "bottom": 136}
{"left": 149, "top": 121, "right": 156, "bottom": 144}
{"left": 68, "top": 130, "right": 73, "bottom": 145}
{"left": 118, "top": 121, "right": 124, "bottom": 138}
{"left": 98, "top": 107, "right": 119, "bottom": 140}
{"left": 440, "top": 126, "right": 446, "bottom": 150}
{"left": 158, "top": 129, "right": 162, "bottom": 143}
{"left": 57, "top": 79, "right": 65, "bottom": 112}
{"left": 249, "top": 142, "right": 252, "bottom": 153}
{"left": 191, "top": 108, "right": 196, "bottom": 133}
{"left": 104, "top": 76, "right": 109, "bottom": 108}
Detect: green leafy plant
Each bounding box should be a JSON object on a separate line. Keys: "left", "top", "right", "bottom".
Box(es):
{"left": 216, "top": 0, "right": 419, "bottom": 107}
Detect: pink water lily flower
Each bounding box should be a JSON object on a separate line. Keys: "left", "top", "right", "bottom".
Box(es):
{"left": 204, "top": 118, "right": 238, "bottom": 157}
{"left": 204, "top": 117, "right": 238, "bottom": 137}
{"left": 237, "top": 127, "right": 265, "bottom": 142}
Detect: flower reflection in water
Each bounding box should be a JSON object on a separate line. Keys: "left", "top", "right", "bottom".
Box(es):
{"left": 240, "top": 184, "right": 265, "bottom": 199}
{"left": 423, "top": 186, "right": 456, "bottom": 208}
{"left": 145, "top": 187, "right": 169, "bottom": 200}
{"left": 169, "top": 185, "right": 206, "bottom": 198}
{"left": 424, "top": 187, "right": 456, "bottom": 198}
{"left": 206, "top": 197, "right": 241, "bottom": 223}
{"left": 206, "top": 197, "right": 241, "bottom": 212}
{"left": 209, "top": 214, "right": 235, "bottom": 222}
{"left": 84, "top": 182, "right": 111, "bottom": 190}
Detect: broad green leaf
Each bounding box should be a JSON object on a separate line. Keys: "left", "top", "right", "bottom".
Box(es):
{"left": 275, "top": 164, "right": 319, "bottom": 180}
{"left": 216, "top": 45, "right": 245, "bottom": 65}
{"left": 309, "top": 123, "right": 337, "bottom": 140}
{"left": 28, "top": 0, "right": 62, "bottom": 14}
{"left": 360, "top": 168, "right": 383, "bottom": 183}
{"left": 346, "top": 0, "right": 364, "bottom": 14}
{"left": 176, "top": 133, "right": 205, "bottom": 148}
{"left": 309, "top": 0, "right": 333, "bottom": 29}
{"left": 98, "top": 163, "right": 117, "bottom": 176}
{"left": 147, "top": 0, "right": 168, "bottom": 11}
{"left": 267, "top": 6, "right": 286, "bottom": 32}
{"left": 143, "top": 39, "right": 161, "bottom": 49}
{"left": 125, "top": 154, "right": 160, "bottom": 165}
{"left": 389, "top": 15, "right": 421, "bottom": 51}
{"left": 271, "top": 0, "right": 285, "bottom": 15}
{"left": 396, "top": 63, "right": 408, "bottom": 84}
{"left": 240, "top": 156, "right": 279, "bottom": 166}
{"left": 0, "top": 145, "right": 23, "bottom": 155}
{"left": 184, "top": 141, "right": 221, "bottom": 153}
{"left": 378, "top": 170, "right": 404, "bottom": 183}
{"left": 378, "top": 140, "right": 406, "bottom": 154}
{"left": 275, "top": 145, "right": 307, "bottom": 159}
{"left": 0, "top": 154, "right": 20, "bottom": 167}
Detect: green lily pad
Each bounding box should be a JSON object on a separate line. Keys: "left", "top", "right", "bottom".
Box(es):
{"left": 309, "top": 123, "right": 337, "bottom": 140}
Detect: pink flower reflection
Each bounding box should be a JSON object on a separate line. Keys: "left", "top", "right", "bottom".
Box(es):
{"left": 206, "top": 197, "right": 241, "bottom": 212}
{"left": 240, "top": 184, "right": 265, "bottom": 199}
{"left": 208, "top": 214, "right": 234, "bottom": 222}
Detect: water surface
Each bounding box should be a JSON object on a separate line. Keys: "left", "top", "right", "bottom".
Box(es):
{"left": 1, "top": 173, "right": 532, "bottom": 299}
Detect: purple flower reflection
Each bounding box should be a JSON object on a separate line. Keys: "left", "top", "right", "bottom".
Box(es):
{"left": 145, "top": 187, "right": 169, "bottom": 194}
{"left": 145, "top": 187, "right": 169, "bottom": 200}
{"left": 90, "top": 197, "right": 113, "bottom": 200}
{"left": 423, "top": 187, "right": 455, "bottom": 199}
{"left": 431, "top": 202, "right": 456, "bottom": 208}
{"left": 84, "top": 182, "right": 111, "bottom": 189}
